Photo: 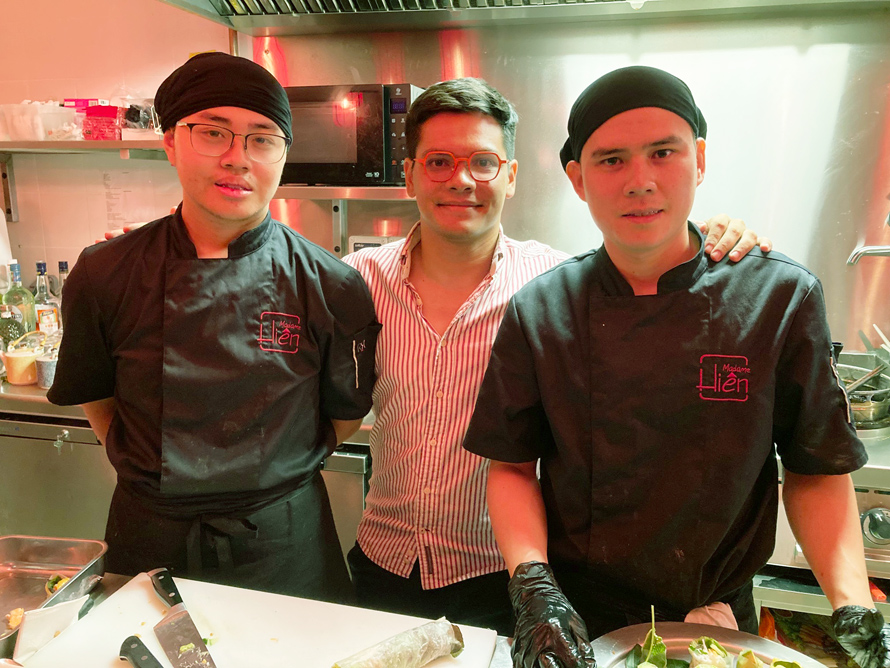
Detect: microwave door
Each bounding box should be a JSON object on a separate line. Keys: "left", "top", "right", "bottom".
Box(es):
{"left": 281, "top": 85, "right": 386, "bottom": 186}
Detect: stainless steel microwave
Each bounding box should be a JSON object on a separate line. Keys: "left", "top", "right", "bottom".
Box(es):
{"left": 280, "top": 83, "right": 425, "bottom": 186}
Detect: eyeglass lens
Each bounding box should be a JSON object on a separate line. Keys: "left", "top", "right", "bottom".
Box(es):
{"left": 187, "top": 124, "right": 288, "bottom": 163}
{"left": 422, "top": 152, "right": 504, "bottom": 182}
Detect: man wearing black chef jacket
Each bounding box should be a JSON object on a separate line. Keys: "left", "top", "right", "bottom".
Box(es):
{"left": 463, "top": 66, "right": 889, "bottom": 668}
{"left": 341, "top": 78, "right": 770, "bottom": 636}
{"left": 48, "top": 52, "right": 379, "bottom": 602}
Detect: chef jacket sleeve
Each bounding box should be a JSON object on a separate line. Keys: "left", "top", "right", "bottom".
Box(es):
{"left": 463, "top": 298, "right": 552, "bottom": 463}
{"left": 46, "top": 252, "right": 116, "bottom": 405}
{"left": 772, "top": 279, "right": 866, "bottom": 474}
{"left": 317, "top": 270, "right": 380, "bottom": 420}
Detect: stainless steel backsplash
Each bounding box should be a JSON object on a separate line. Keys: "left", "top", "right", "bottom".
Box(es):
{"left": 268, "top": 10, "right": 890, "bottom": 350}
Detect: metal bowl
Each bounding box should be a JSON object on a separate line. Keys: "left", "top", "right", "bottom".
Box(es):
{"left": 839, "top": 364, "right": 890, "bottom": 424}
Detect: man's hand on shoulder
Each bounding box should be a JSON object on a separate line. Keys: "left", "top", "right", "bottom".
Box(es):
{"left": 94, "top": 207, "right": 176, "bottom": 244}
{"left": 97, "top": 222, "right": 148, "bottom": 244}
{"left": 697, "top": 214, "right": 772, "bottom": 263}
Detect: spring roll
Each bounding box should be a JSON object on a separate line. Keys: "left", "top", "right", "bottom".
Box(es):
{"left": 689, "top": 637, "right": 730, "bottom": 668}
{"left": 332, "top": 618, "right": 464, "bottom": 668}
{"left": 738, "top": 649, "right": 766, "bottom": 668}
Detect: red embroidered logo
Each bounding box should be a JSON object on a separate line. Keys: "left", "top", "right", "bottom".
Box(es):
{"left": 698, "top": 354, "right": 750, "bottom": 402}
{"left": 258, "top": 312, "right": 301, "bottom": 353}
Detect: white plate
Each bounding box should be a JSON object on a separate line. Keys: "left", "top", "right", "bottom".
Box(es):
{"left": 590, "top": 622, "right": 824, "bottom": 668}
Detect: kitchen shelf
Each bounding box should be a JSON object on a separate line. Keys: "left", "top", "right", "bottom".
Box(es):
{"left": 0, "top": 140, "right": 164, "bottom": 155}
{"left": 156, "top": 0, "right": 890, "bottom": 36}
{"left": 274, "top": 185, "right": 412, "bottom": 201}
{"left": 0, "top": 141, "right": 166, "bottom": 222}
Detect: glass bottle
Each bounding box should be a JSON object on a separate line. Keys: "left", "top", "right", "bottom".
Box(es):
{"left": 2, "top": 261, "right": 36, "bottom": 333}
{"left": 58, "top": 261, "right": 69, "bottom": 296}
{"left": 0, "top": 304, "right": 26, "bottom": 350}
{"left": 34, "top": 261, "right": 61, "bottom": 334}
{"left": 57, "top": 260, "right": 69, "bottom": 329}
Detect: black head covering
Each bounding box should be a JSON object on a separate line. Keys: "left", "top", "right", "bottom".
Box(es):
{"left": 559, "top": 66, "right": 706, "bottom": 170}
{"left": 154, "top": 52, "right": 292, "bottom": 140}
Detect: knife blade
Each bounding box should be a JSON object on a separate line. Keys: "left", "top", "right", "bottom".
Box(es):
{"left": 120, "top": 635, "right": 165, "bottom": 668}
{"left": 147, "top": 568, "right": 217, "bottom": 668}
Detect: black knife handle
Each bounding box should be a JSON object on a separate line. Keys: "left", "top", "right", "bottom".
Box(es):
{"left": 120, "top": 635, "right": 164, "bottom": 668}
{"left": 147, "top": 567, "right": 183, "bottom": 608}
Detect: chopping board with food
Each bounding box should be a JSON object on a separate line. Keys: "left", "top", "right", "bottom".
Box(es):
{"left": 23, "top": 573, "right": 497, "bottom": 668}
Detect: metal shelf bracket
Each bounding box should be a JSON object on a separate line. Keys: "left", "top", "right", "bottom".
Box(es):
{"left": 0, "top": 153, "right": 18, "bottom": 223}
{"left": 332, "top": 199, "right": 348, "bottom": 257}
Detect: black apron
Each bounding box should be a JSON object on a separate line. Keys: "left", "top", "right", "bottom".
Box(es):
{"left": 105, "top": 471, "right": 353, "bottom": 603}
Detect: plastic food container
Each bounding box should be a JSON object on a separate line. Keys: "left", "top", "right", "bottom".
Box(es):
{"left": 37, "top": 106, "right": 78, "bottom": 141}
{"left": 0, "top": 108, "right": 9, "bottom": 141}
{"left": 0, "top": 104, "right": 41, "bottom": 141}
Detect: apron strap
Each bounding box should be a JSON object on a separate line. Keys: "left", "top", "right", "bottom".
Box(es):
{"left": 185, "top": 516, "right": 259, "bottom": 576}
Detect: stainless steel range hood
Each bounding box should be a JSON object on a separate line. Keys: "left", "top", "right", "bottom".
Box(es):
{"left": 155, "top": 0, "right": 890, "bottom": 35}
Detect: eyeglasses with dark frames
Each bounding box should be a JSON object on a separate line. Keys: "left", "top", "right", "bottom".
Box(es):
{"left": 175, "top": 122, "right": 291, "bottom": 164}
{"left": 418, "top": 151, "right": 509, "bottom": 183}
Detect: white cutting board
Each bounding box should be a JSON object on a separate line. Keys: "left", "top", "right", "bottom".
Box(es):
{"left": 23, "top": 573, "right": 497, "bottom": 668}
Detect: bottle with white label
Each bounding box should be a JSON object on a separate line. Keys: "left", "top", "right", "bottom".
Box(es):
{"left": 34, "top": 261, "right": 60, "bottom": 334}
{"left": 2, "top": 261, "right": 36, "bottom": 333}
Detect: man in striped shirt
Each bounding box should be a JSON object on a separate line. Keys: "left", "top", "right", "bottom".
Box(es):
{"left": 341, "top": 78, "right": 766, "bottom": 634}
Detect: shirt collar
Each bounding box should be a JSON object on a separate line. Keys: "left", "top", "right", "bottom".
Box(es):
{"left": 399, "top": 221, "right": 507, "bottom": 281}
{"left": 170, "top": 205, "right": 274, "bottom": 259}
{"left": 592, "top": 221, "right": 708, "bottom": 296}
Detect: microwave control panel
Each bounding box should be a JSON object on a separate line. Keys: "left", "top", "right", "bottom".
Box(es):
{"left": 385, "top": 84, "right": 425, "bottom": 185}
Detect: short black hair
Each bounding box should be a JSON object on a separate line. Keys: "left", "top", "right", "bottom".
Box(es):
{"left": 406, "top": 78, "right": 518, "bottom": 160}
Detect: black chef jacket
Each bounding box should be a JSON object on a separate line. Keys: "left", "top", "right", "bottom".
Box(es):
{"left": 49, "top": 209, "right": 379, "bottom": 516}
{"left": 463, "top": 223, "right": 865, "bottom": 623}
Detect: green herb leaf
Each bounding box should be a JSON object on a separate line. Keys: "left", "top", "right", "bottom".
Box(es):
{"left": 627, "top": 644, "right": 644, "bottom": 668}
{"left": 642, "top": 607, "right": 668, "bottom": 668}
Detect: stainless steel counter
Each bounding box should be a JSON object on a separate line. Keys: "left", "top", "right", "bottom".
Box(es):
{"left": 0, "top": 382, "right": 372, "bottom": 558}
{"left": 0, "top": 382, "right": 86, "bottom": 419}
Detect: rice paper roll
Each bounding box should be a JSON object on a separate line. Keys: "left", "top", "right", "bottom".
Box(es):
{"left": 688, "top": 637, "right": 730, "bottom": 668}
{"left": 738, "top": 649, "right": 766, "bottom": 668}
{"left": 332, "top": 618, "right": 464, "bottom": 668}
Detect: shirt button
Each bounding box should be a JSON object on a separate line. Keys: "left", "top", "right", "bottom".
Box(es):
{"left": 423, "top": 487, "right": 431, "bottom": 495}
{"left": 435, "top": 391, "right": 443, "bottom": 399}
{"left": 428, "top": 437, "right": 437, "bottom": 446}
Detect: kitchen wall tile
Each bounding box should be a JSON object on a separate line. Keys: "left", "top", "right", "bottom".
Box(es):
{"left": 8, "top": 155, "right": 39, "bottom": 191}
{"left": 44, "top": 246, "right": 87, "bottom": 278}
{"left": 6, "top": 218, "right": 46, "bottom": 257}
{"left": 0, "top": 80, "right": 30, "bottom": 105}
{"left": 6, "top": 202, "right": 47, "bottom": 249}
{"left": 38, "top": 188, "right": 92, "bottom": 249}
{"left": 24, "top": 79, "right": 76, "bottom": 103}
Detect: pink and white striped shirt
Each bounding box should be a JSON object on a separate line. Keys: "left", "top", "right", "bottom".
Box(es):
{"left": 342, "top": 222, "right": 568, "bottom": 589}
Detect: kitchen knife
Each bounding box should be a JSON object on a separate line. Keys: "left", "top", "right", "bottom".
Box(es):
{"left": 120, "top": 635, "right": 165, "bottom": 668}
{"left": 147, "top": 568, "right": 217, "bottom": 668}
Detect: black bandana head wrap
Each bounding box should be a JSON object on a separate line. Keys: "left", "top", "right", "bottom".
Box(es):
{"left": 559, "top": 66, "right": 706, "bottom": 170}
{"left": 154, "top": 52, "right": 292, "bottom": 140}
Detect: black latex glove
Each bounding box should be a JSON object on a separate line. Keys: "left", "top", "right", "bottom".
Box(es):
{"left": 508, "top": 561, "right": 597, "bottom": 668}
{"left": 832, "top": 605, "right": 890, "bottom": 668}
